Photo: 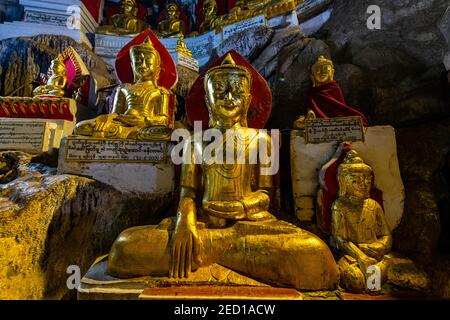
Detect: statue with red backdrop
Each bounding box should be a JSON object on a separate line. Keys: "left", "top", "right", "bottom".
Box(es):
{"left": 293, "top": 55, "right": 369, "bottom": 129}
{"left": 75, "top": 29, "right": 177, "bottom": 141}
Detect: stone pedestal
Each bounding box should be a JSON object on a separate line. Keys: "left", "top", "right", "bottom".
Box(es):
{"left": 57, "top": 136, "right": 175, "bottom": 194}
{"left": 78, "top": 257, "right": 302, "bottom": 300}
{"left": 290, "top": 125, "right": 405, "bottom": 230}
{"left": 0, "top": 0, "right": 97, "bottom": 47}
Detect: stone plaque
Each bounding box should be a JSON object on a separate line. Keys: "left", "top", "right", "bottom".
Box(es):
{"left": 305, "top": 116, "right": 364, "bottom": 144}
{"left": 222, "top": 15, "right": 267, "bottom": 40}
{"left": 178, "top": 53, "right": 200, "bottom": 72}
{"left": 0, "top": 121, "right": 48, "bottom": 153}
{"left": 64, "top": 138, "right": 167, "bottom": 163}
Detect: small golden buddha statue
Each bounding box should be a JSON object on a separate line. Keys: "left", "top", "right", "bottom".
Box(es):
{"left": 106, "top": 53, "right": 339, "bottom": 291}
{"left": 97, "top": 0, "right": 147, "bottom": 35}
{"left": 176, "top": 34, "right": 193, "bottom": 57}
{"left": 331, "top": 150, "right": 392, "bottom": 292}
{"left": 199, "top": 0, "right": 221, "bottom": 33}
{"left": 75, "top": 37, "right": 173, "bottom": 140}
{"left": 157, "top": 2, "right": 186, "bottom": 38}
{"left": 33, "top": 55, "right": 67, "bottom": 97}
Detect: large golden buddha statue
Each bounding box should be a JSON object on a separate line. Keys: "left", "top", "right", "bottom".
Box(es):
{"left": 331, "top": 150, "right": 392, "bottom": 292}
{"left": 75, "top": 37, "right": 173, "bottom": 140}
{"left": 106, "top": 53, "right": 339, "bottom": 291}
{"left": 97, "top": 0, "right": 147, "bottom": 35}
{"left": 157, "top": 2, "right": 186, "bottom": 38}
{"left": 33, "top": 55, "right": 67, "bottom": 97}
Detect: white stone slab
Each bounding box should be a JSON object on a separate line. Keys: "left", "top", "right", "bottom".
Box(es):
{"left": 290, "top": 125, "right": 405, "bottom": 230}
{"left": 58, "top": 137, "right": 175, "bottom": 194}
{"left": 0, "top": 120, "right": 57, "bottom": 153}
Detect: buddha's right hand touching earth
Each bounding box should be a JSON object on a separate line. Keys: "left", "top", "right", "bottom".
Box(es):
{"left": 170, "top": 197, "right": 203, "bottom": 278}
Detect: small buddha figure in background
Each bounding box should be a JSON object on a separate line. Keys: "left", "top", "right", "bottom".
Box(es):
{"left": 199, "top": 0, "right": 221, "bottom": 33}
{"left": 293, "top": 55, "right": 369, "bottom": 129}
{"left": 106, "top": 53, "right": 339, "bottom": 291}
{"left": 75, "top": 37, "right": 173, "bottom": 140}
{"left": 33, "top": 55, "right": 67, "bottom": 97}
{"left": 97, "top": 0, "right": 147, "bottom": 35}
{"left": 331, "top": 150, "right": 392, "bottom": 292}
{"left": 157, "top": 2, "right": 186, "bottom": 38}
{"left": 176, "top": 34, "right": 193, "bottom": 57}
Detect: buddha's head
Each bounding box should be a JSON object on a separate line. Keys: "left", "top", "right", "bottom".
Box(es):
{"left": 204, "top": 54, "right": 252, "bottom": 128}
{"left": 337, "top": 150, "right": 373, "bottom": 200}
{"left": 120, "top": 0, "right": 138, "bottom": 15}
{"left": 167, "top": 2, "right": 181, "bottom": 19}
{"left": 311, "top": 55, "right": 334, "bottom": 87}
{"left": 49, "top": 55, "right": 66, "bottom": 76}
{"left": 130, "top": 37, "right": 161, "bottom": 83}
{"left": 203, "top": 0, "right": 218, "bottom": 18}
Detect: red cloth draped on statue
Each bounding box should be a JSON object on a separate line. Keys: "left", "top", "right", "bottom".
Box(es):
{"left": 82, "top": 0, "right": 102, "bottom": 22}
{"left": 306, "top": 80, "right": 369, "bottom": 126}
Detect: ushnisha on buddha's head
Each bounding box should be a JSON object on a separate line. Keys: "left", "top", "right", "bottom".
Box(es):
{"left": 311, "top": 55, "right": 335, "bottom": 87}
{"left": 337, "top": 150, "right": 373, "bottom": 200}
{"left": 204, "top": 54, "right": 252, "bottom": 128}
{"left": 121, "top": 0, "right": 138, "bottom": 15}
{"left": 130, "top": 37, "right": 162, "bottom": 83}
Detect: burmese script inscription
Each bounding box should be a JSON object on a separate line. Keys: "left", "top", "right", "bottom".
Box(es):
{"left": 0, "top": 121, "right": 47, "bottom": 152}
{"left": 305, "top": 117, "right": 364, "bottom": 144}
{"left": 65, "top": 138, "right": 166, "bottom": 162}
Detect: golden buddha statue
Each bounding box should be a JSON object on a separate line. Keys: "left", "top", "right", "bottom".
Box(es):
{"left": 75, "top": 37, "right": 173, "bottom": 140}
{"left": 331, "top": 150, "right": 392, "bottom": 292}
{"left": 293, "top": 55, "right": 369, "bottom": 128}
{"left": 33, "top": 55, "right": 67, "bottom": 97}
{"left": 176, "top": 34, "right": 193, "bottom": 57}
{"left": 199, "top": 0, "right": 221, "bottom": 33}
{"left": 157, "top": 2, "right": 186, "bottom": 38}
{"left": 106, "top": 54, "right": 339, "bottom": 291}
{"left": 97, "top": 0, "right": 147, "bottom": 36}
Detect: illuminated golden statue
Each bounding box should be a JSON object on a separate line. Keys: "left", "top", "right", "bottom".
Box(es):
{"left": 75, "top": 37, "right": 173, "bottom": 140}
{"left": 97, "top": 0, "right": 147, "bottom": 35}
{"left": 331, "top": 150, "right": 392, "bottom": 292}
{"left": 293, "top": 55, "right": 369, "bottom": 129}
{"left": 176, "top": 34, "right": 193, "bottom": 57}
{"left": 106, "top": 54, "right": 339, "bottom": 291}
{"left": 33, "top": 55, "right": 67, "bottom": 97}
{"left": 199, "top": 0, "right": 221, "bottom": 33}
{"left": 157, "top": 2, "right": 186, "bottom": 37}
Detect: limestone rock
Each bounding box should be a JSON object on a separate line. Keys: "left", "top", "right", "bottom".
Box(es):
{"left": 387, "top": 256, "right": 430, "bottom": 291}
{"left": 0, "top": 35, "right": 116, "bottom": 106}
{"left": 0, "top": 151, "right": 172, "bottom": 300}
{"left": 215, "top": 25, "right": 274, "bottom": 62}
{"left": 0, "top": 153, "right": 18, "bottom": 183}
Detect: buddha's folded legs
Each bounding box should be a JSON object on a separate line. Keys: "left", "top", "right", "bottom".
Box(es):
{"left": 107, "top": 218, "right": 339, "bottom": 291}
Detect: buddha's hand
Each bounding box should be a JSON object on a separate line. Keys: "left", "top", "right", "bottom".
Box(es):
{"left": 358, "top": 242, "right": 386, "bottom": 261}
{"left": 170, "top": 198, "right": 203, "bottom": 278}
{"left": 94, "top": 114, "right": 119, "bottom": 133}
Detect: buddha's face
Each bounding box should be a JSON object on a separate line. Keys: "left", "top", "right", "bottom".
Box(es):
{"left": 205, "top": 71, "right": 251, "bottom": 126}
{"left": 50, "top": 60, "right": 66, "bottom": 76}
{"left": 167, "top": 3, "right": 180, "bottom": 18}
{"left": 311, "top": 63, "right": 334, "bottom": 86}
{"left": 339, "top": 170, "right": 372, "bottom": 199}
{"left": 131, "top": 50, "right": 159, "bottom": 81}
{"left": 121, "top": 0, "right": 136, "bottom": 14}
{"left": 203, "top": 0, "right": 217, "bottom": 17}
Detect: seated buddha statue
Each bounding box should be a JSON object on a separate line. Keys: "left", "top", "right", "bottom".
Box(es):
{"left": 330, "top": 150, "right": 392, "bottom": 292}
{"left": 75, "top": 37, "right": 173, "bottom": 140}
{"left": 293, "top": 55, "right": 369, "bottom": 129}
{"left": 33, "top": 55, "right": 67, "bottom": 97}
{"left": 157, "top": 2, "right": 186, "bottom": 38}
{"left": 199, "top": 0, "right": 221, "bottom": 33}
{"left": 106, "top": 53, "right": 339, "bottom": 291}
{"left": 97, "top": 0, "right": 147, "bottom": 36}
